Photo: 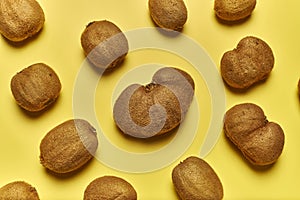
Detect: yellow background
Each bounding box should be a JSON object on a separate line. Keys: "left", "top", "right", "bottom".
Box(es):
{"left": 0, "top": 0, "right": 299, "bottom": 199}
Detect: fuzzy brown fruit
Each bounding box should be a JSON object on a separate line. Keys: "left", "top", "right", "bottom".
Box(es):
{"left": 10, "top": 63, "right": 61, "bottom": 112}
{"left": 172, "top": 156, "right": 224, "bottom": 200}
{"left": 220, "top": 36, "right": 274, "bottom": 90}
{"left": 113, "top": 67, "right": 194, "bottom": 138}
{"left": 152, "top": 67, "right": 195, "bottom": 116}
{"left": 0, "top": 181, "right": 40, "bottom": 200}
{"left": 149, "top": 0, "right": 188, "bottom": 31}
{"left": 224, "top": 103, "right": 285, "bottom": 166}
{"left": 84, "top": 176, "right": 137, "bottom": 200}
{"left": 40, "top": 119, "right": 98, "bottom": 174}
{"left": 0, "top": 0, "right": 45, "bottom": 42}
{"left": 214, "top": 0, "right": 256, "bottom": 22}
{"left": 81, "top": 20, "right": 128, "bottom": 71}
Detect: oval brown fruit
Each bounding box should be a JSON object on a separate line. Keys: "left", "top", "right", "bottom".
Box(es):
{"left": 220, "top": 36, "right": 274, "bottom": 90}
{"left": 172, "top": 156, "right": 224, "bottom": 200}
{"left": 113, "top": 83, "right": 181, "bottom": 138}
{"left": 84, "top": 176, "right": 137, "bottom": 200}
{"left": 10, "top": 63, "right": 61, "bottom": 112}
{"left": 0, "top": 181, "right": 40, "bottom": 200}
{"left": 149, "top": 0, "right": 188, "bottom": 31}
{"left": 81, "top": 20, "right": 129, "bottom": 71}
{"left": 214, "top": 0, "right": 256, "bottom": 22}
{"left": 0, "top": 0, "right": 45, "bottom": 42}
{"left": 113, "top": 67, "right": 194, "bottom": 138}
{"left": 224, "top": 103, "right": 285, "bottom": 166}
{"left": 40, "top": 119, "right": 98, "bottom": 174}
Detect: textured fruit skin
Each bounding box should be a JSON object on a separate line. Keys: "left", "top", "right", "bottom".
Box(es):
{"left": 10, "top": 63, "right": 61, "bottom": 112}
{"left": 114, "top": 83, "right": 181, "bottom": 138}
{"left": 223, "top": 103, "right": 267, "bottom": 138}
{"left": 113, "top": 67, "right": 194, "bottom": 138}
{"left": 221, "top": 36, "right": 274, "bottom": 89}
{"left": 81, "top": 20, "right": 128, "bottom": 70}
{"left": 40, "top": 119, "right": 98, "bottom": 174}
{"left": 0, "top": 0, "right": 45, "bottom": 42}
{"left": 149, "top": 0, "right": 187, "bottom": 31}
{"left": 172, "top": 156, "right": 223, "bottom": 200}
{"left": 214, "top": 0, "right": 256, "bottom": 21}
{"left": 0, "top": 181, "right": 40, "bottom": 200}
{"left": 224, "top": 103, "right": 285, "bottom": 166}
{"left": 152, "top": 67, "right": 195, "bottom": 116}
{"left": 84, "top": 176, "right": 137, "bottom": 200}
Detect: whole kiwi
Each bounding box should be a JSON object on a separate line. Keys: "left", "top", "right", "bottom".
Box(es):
{"left": 148, "top": 0, "right": 188, "bottom": 31}
{"left": 0, "top": 181, "right": 40, "bottom": 200}
{"left": 0, "top": 0, "right": 45, "bottom": 42}
{"left": 39, "top": 119, "right": 98, "bottom": 174}
{"left": 113, "top": 67, "right": 194, "bottom": 138}
{"left": 172, "top": 156, "right": 224, "bottom": 200}
{"left": 84, "top": 176, "right": 137, "bottom": 200}
{"left": 81, "top": 20, "right": 128, "bottom": 71}
{"left": 10, "top": 63, "right": 61, "bottom": 112}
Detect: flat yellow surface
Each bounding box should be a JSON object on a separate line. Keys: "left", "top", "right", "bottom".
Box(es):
{"left": 0, "top": 0, "right": 299, "bottom": 199}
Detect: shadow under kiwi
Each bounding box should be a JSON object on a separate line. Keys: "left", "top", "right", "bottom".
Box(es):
{"left": 82, "top": 53, "right": 127, "bottom": 76}
{"left": 155, "top": 27, "right": 182, "bottom": 38}
{"left": 115, "top": 124, "right": 179, "bottom": 146}
{"left": 296, "top": 92, "right": 300, "bottom": 111}
{"left": 43, "top": 158, "right": 96, "bottom": 180}
{"left": 147, "top": 12, "right": 182, "bottom": 38}
{"left": 222, "top": 130, "right": 275, "bottom": 172}
{"left": 171, "top": 184, "right": 181, "bottom": 200}
{"left": 214, "top": 14, "right": 253, "bottom": 26}
{"left": 16, "top": 96, "right": 61, "bottom": 118}
{"left": 2, "top": 27, "right": 45, "bottom": 47}
{"left": 223, "top": 77, "right": 270, "bottom": 94}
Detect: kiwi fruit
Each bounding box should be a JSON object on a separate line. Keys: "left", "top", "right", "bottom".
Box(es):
{"left": 0, "top": 0, "right": 45, "bottom": 42}
{"left": 113, "top": 67, "right": 194, "bottom": 138}
{"left": 39, "top": 119, "right": 98, "bottom": 174}
{"left": 224, "top": 103, "right": 285, "bottom": 166}
{"left": 0, "top": 181, "right": 40, "bottom": 200}
{"left": 172, "top": 156, "right": 224, "bottom": 200}
{"left": 84, "top": 176, "right": 137, "bottom": 200}
{"left": 10, "top": 63, "right": 61, "bottom": 112}
{"left": 220, "top": 36, "right": 274, "bottom": 90}
{"left": 81, "top": 20, "right": 128, "bottom": 71}
{"left": 214, "top": 0, "right": 256, "bottom": 22}
{"left": 149, "top": 0, "right": 188, "bottom": 31}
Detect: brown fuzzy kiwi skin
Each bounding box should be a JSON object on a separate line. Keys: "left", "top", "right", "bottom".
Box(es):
{"left": 152, "top": 67, "right": 195, "bottom": 90}
{"left": 113, "top": 83, "right": 182, "bottom": 138}
{"left": 220, "top": 36, "right": 274, "bottom": 90}
{"left": 113, "top": 67, "right": 195, "bottom": 138}
{"left": 83, "top": 176, "right": 137, "bottom": 200}
{"left": 0, "top": 181, "right": 40, "bottom": 200}
{"left": 39, "top": 119, "right": 98, "bottom": 174}
{"left": 224, "top": 103, "right": 285, "bottom": 166}
{"left": 10, "top": 63, "right": 62, "bottom": 112}
{"left": 148, "top": 0, "right": 187, "bottom": 31}
{"left": 80, "top": 20, "right": 128, "bottom": 71}
{"left": 223, "top": 103, "right": 267, "bottom": 142}
{"left": 214, "top": 0, "right": 256, "bottom": 22}
{"left": 152, "top": 67, "right": 195, "bottom": 116}
{"left": 172, "top": 156, "right": 223, "bottom": 200}
{"left": 0, "top": 0, "right": 45, "bottom": 42}
{"left": 239, "top": 122, "right": 285, "bottom": 166}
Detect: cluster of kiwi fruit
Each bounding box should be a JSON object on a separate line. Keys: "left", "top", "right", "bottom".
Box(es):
{"left": 0, "top": 0, "right": 296, "bottom": 199}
